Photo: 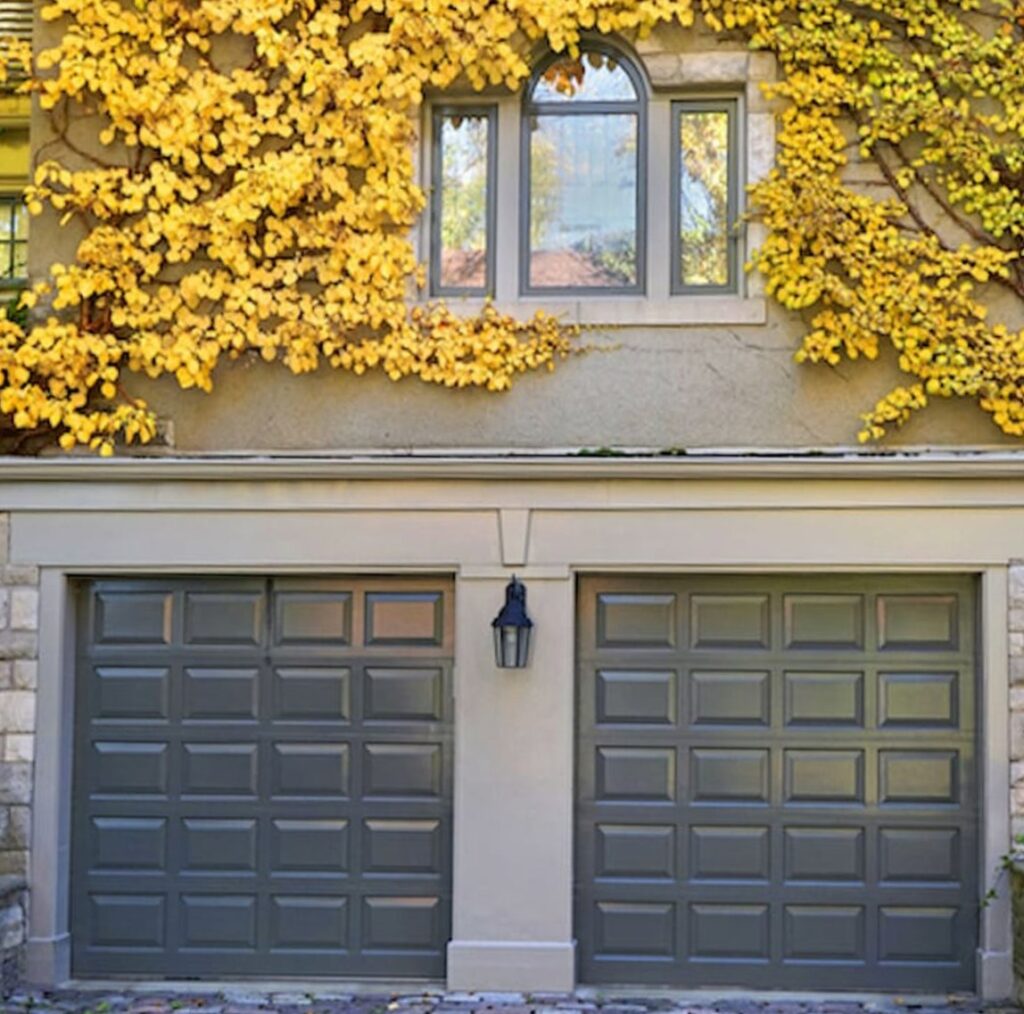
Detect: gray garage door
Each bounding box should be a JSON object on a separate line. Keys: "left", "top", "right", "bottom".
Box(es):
{"left": 576, "top": 575, "right": 978, "bottom": 991}
{"left": 73, "top": 577, "right": 453, "bottom": 978}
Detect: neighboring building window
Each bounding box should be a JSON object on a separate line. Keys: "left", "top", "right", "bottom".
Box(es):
{"left": 0, "top": 194, "right": 26, "bottom": 282}
{"left": 672, "top": 99, "right": 739, "bottom": 293}
{"left": 430, "top": 106, "right": 496, "bottom": 297}
{"left": 522, "top": 43, "right": 646, "bottom": 295}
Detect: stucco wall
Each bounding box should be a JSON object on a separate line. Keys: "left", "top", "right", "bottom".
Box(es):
{"left": 128, "top": 330, "right": 1021, "bottom": 453}
{"left": 27, "top": 14, "right": 1024, "bottom": 455}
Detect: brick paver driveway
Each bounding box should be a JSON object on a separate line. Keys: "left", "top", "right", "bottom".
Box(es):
{"left": 1, "top": 988, "right": 1018, "bottom": 1014}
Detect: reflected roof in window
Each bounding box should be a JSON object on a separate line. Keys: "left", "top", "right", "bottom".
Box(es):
{"left": 530, "top": 50, "right": 638, "bottom": 104}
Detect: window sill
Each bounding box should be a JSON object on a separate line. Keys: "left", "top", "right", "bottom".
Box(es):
{"left": 418, "top": 294, "right": 768, "bottom": 327}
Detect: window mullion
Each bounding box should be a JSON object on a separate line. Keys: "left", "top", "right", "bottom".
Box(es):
{"left": 493, "top": 98, "right": 519, "bottom": 304}
{"left": 647, "top": 97, "right": 672, "bottom": 302}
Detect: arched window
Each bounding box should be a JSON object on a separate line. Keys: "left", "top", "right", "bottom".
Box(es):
{"left": 522, "top": 42, "right": 646, "bottom": 294}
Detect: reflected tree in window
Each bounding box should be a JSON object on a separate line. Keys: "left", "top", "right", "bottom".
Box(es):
{"left": 432, "top": 108, "right": 494, "bottom": 294}
{"left": 524, "top": 46, "right": 645, "bottom": 293}
{"left": 676, "top": 104, "right": 736, "bottom": 291}
{"left": 0, "top": 196, "right": 27, "bottom": 282}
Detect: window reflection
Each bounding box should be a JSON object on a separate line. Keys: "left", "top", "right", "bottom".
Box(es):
{"left": 678, "top": 108, "right": 732, "bottom": 288}
{"left": 0, "top": 197, "right": 27, "bottom": 281}
{"left": 531, "top": 51, "right": 637, "bottom": 103}
{"left": 528, "top": 114, "right": 638, "bottom": 289}
{"left": 525, "top": 44, "right": 644, "bottom": 293}
{"left": 434, "top": 110, "right": 492, "bottom": 293}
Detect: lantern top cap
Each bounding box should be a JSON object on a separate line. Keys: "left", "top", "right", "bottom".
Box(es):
{"left": 492, "top": 576, "right": 533, "bottom": 629}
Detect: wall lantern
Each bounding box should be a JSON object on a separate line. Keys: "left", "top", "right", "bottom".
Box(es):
{"left": 492, "top": 576, "right": 533, "bottom": 668}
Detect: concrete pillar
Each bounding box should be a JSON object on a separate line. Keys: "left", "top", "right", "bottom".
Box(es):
{"left": 447, "top": 568, "right": 576, "bottom": 991}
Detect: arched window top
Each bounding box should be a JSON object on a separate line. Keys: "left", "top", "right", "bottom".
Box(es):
{"left": 527, "top": 42, "right": 645, "bottom": 106}
{"left": 522, "top": 40, "right": 647, "bottom": 294}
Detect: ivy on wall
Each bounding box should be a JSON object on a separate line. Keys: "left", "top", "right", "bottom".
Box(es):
{"left": 0, "top": 0, "right": 1022, "bottom": 453}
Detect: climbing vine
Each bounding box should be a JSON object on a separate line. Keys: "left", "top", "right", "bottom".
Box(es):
{"left": 1, "top": 0, "right": 1023, "bottom": 453}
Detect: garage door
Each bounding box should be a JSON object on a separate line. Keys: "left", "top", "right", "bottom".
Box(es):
{"left": 72, "top": 577, "right": 453, "bottom": 978}
{"left": 576, "top": 575, "right": 978, "bottom": 991}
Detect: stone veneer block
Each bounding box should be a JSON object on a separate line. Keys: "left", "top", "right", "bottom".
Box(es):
{"left": 1010, "top": 564, "right": 1024, "bottom": 832}
{"left": 11, "top": 663, "right": 35, "bottom": 691}
{"left": 8, "top": 592, "right": 37, "bottom": 634}
{"left": 0, "top": 694, "right": 34, "bottom": 736}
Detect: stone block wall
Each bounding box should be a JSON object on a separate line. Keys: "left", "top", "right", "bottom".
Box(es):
{"left": 1011, "top": 565, "right": 1024, "bottom": 839}
{"left": 0, "top": 513, "right": 38, "bottom": 994}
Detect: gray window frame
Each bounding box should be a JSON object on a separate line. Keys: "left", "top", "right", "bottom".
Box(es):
{"left": 520, "top": 41, "right": 648, "bottom": 298}
{"left": 429, "top": 104, "right": 498, "bottom": 298}
{"left": 670, "top": 97, "right": 740, "bottom": 296}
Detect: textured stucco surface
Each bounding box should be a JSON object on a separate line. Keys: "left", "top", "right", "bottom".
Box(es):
{"left": 126, "top": 324, "right": 1021, "bottom": 453}
{"left": 26, "top": 13, "right": 1023, "bottom": 455}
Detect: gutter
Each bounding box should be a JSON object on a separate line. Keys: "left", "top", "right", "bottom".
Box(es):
{"left": 3, "top": 450, "right": 1024, "bottom": 482}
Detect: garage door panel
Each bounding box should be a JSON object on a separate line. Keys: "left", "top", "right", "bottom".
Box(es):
{"left": 270, "top": 818, "right": 349, "bottom": 875}
{"left": 181, "top": 894, "right": 259, "bottom": 951}
{"left": 784, "top": 595, "right": 865, "bottom": 651}
{"left": 272, "top": 666, "right": 351, "bottom": 722}
{"left": 596, "top": 823, "right": 677, "bottom": 881}
{"left": 691, "top": 748, "right": 770, "bottom": 804}
{"left": 94, "top": 590, "right": 173, "bottom": 646}
{"left": 783, "top": 905, "right": 866, "bottom": 962}
{"left": 691, "top": 595, "right": 770, "bottom": 650}
{"left": 598, "top": 594, "right": 677, "bottom": 649}
{"left": 274, "top": 591, "right": 352, "bottom": 647}
{"left": 595, "top": 900, "right": 677, "bottom": 958}
{"left": 269, "top": 895, "right": 349, "bottom": 951}
{"left": 94, "top": 666, "right": 170, "bottom": 720}
{"left": 365, "top": 667, "right": 445, "bottom": 723}
{"left": 90, "top": 741, "right": 169, "bottom": 797}
{"left": 783, "top": 670, "right": 864, "bottom": 727}
{"left": 878, "top": 827, "right": 960, "bottom": 884}
{"left": 184, "top": 591, "right": 264, "bottom": 647}
{"left": 577, "top": 574, "right": 977, "bottom": 991}
{"left": 73, "top": 577, "right": 453, "bottom": 978}
{"left": 90, "top": 816, "right": 167, "bottom": 872}
{"left": 183, "top": 667, "right": 260, "bottom": 722}
{"left": 783, "top": 827, "right": 865, "bottom": 883}
{"left": 783, "top": 749, "right": 864, "bottom": 805}
{"left": 691, "top": 670, "right": 770, "bottom": 726}
{"left": 877, "top": 595, "right": 960, "bottom": 651}
{"left": 596, "top": 669, "right": 678, "bottom": 726}
{"left": 689, "top": 825, "right": 771, "bottom": 882}
{"left": 183, "top": 743, "right": 259, "bottom": 798}
{"left": 365, "top": 593, "right": 443, "bottom": 646}
{"left": 181, "top": 818, "right": 258, "bottom": 874}
{"left": 89, "top": 894, "right": 166, "bottom": 950}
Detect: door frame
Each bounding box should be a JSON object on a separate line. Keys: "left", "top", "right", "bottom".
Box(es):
{"left": 28, "top": 567, "right": 460, "bottom": 986}
{"left": 570, "top": 567, "right": 1011, "bottom": 998}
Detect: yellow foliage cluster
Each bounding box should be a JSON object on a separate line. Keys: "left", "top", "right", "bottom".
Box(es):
{"left": 1, "top": 0, "right": 1023, "bottom": 451}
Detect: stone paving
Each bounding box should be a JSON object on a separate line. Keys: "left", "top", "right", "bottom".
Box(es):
{"left": 0, "top": 988, "right": 1019, "bottom": 1014}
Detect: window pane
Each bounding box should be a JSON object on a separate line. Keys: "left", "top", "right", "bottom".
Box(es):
{"left": 528, "top": 113, "right": 638, "bottom": 289}
{"left": 13, "top": 241, "right": 26, "bottom": 278}
{"left": 678, "top": 109, "right": 731, "bottom": 287}
{"left": 436, "top": 112, "right": 490, "bottom": 291}
{"left": 13, "top": 200, "right": 27, "bottom": 242}
{"left": 531, "top": 51, "right": 637, "bottom": 103}
{"left": 0, "top": 200, "right": 13, "bottom": 241}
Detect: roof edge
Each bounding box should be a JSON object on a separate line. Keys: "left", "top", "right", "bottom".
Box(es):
{"left": 3, "top": 450, "right": 1024, "bottom": 482}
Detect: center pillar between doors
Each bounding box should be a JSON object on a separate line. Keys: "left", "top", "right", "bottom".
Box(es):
{"left": 448, "top": 568, "right": 576, "bottom": 992}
